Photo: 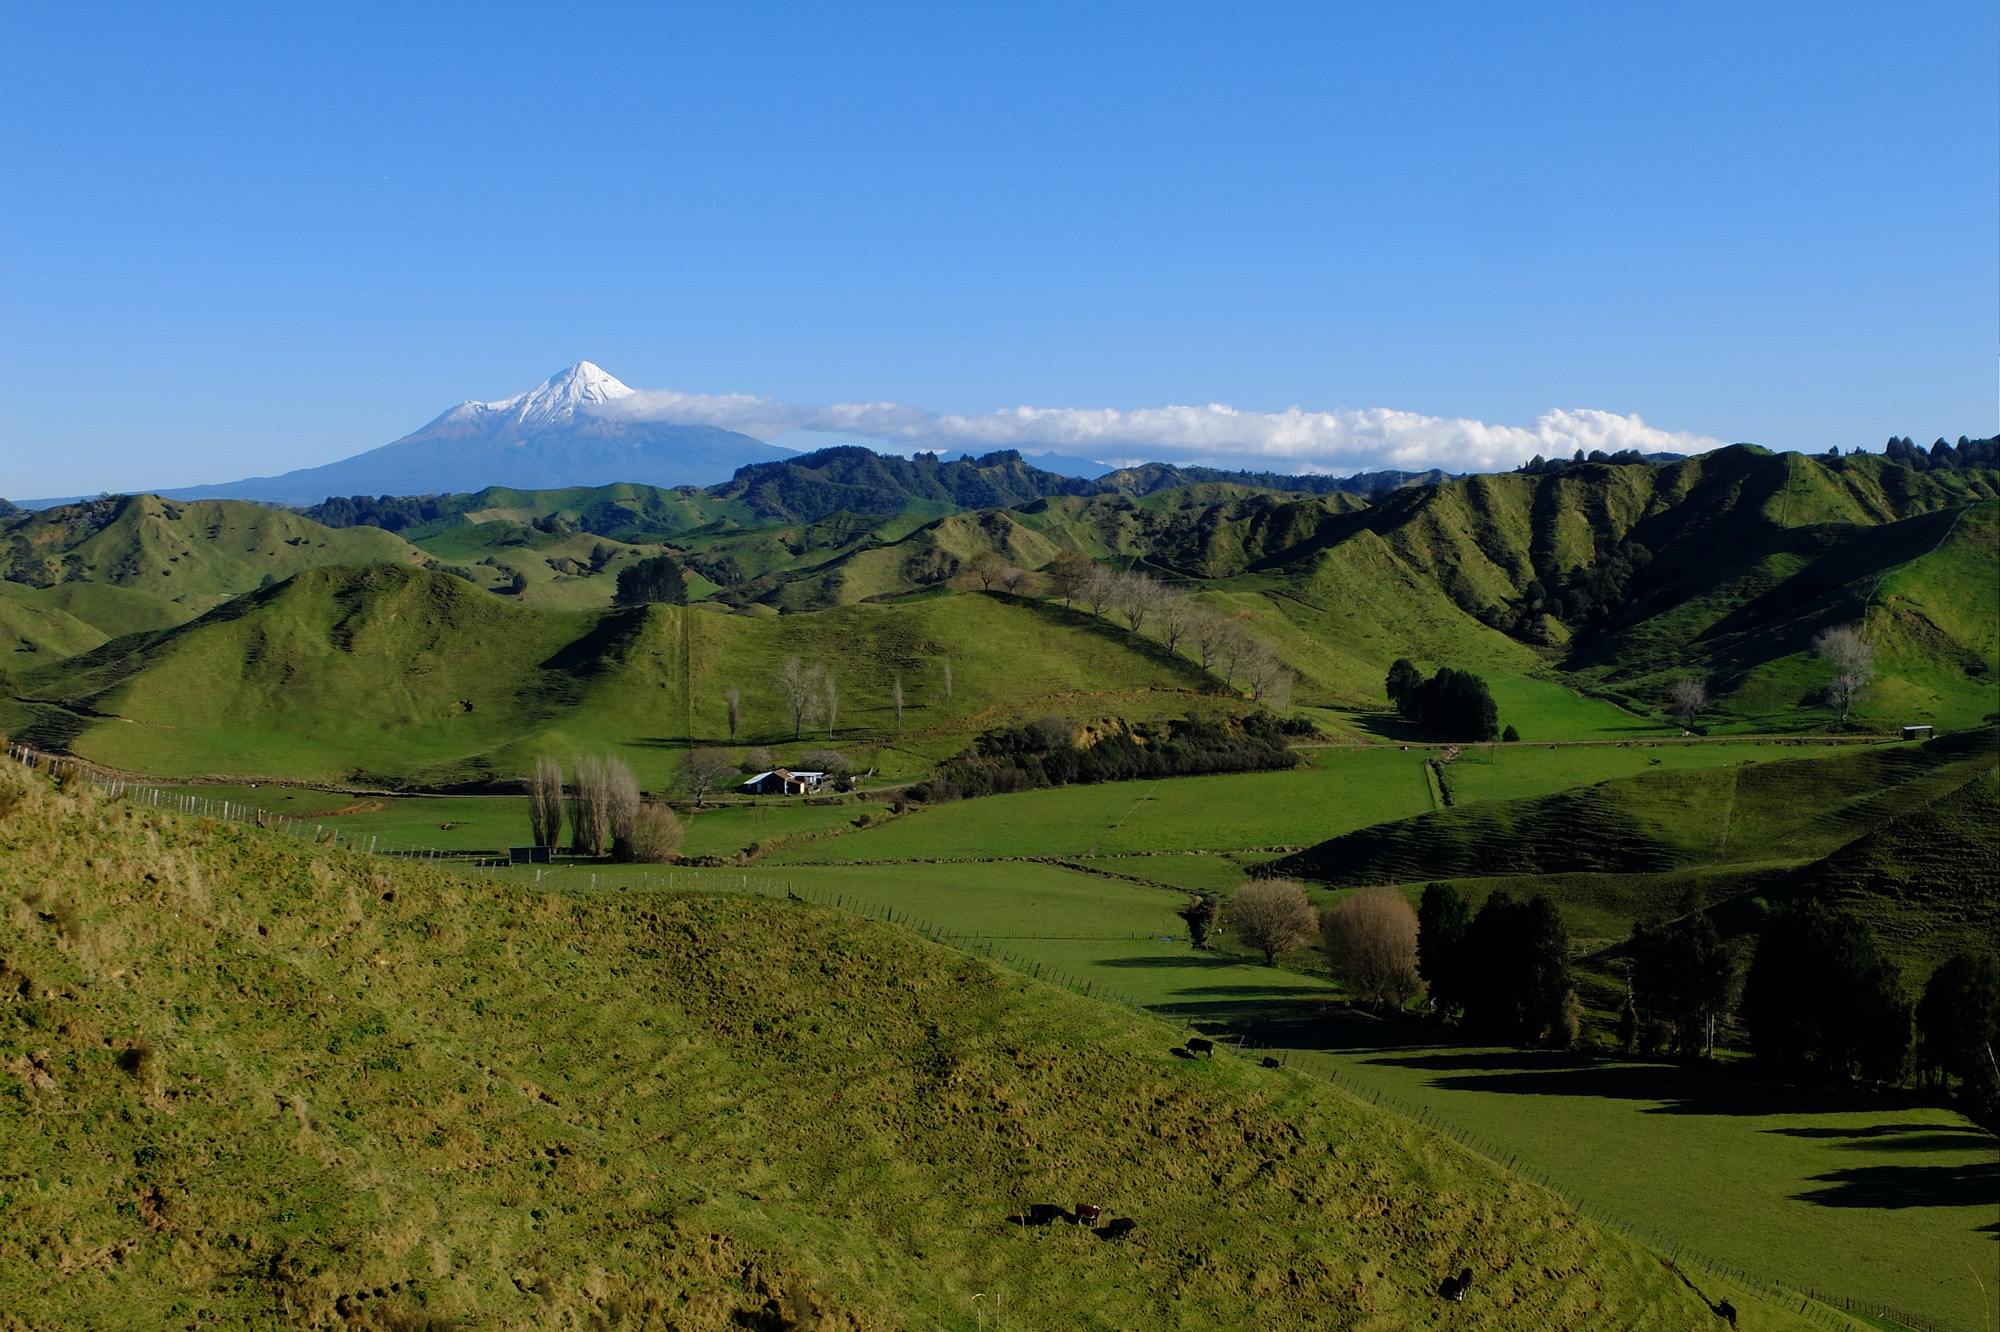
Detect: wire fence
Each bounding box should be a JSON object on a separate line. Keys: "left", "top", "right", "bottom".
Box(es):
{"left": 9, "top": 740, "right": 1961, "bottom": 1332}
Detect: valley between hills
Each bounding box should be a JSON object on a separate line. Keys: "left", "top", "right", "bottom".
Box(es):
{"left": 1, "top": 441, "right": 1995, "bottom": 1330}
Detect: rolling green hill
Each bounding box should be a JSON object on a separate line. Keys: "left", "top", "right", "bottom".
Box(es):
{"left": 0, "top": 758, "right": 1812, "bottom": 1331}
{"left": 0, "top": 494, "right": 427, "bottom": 629}
{"left": 1259, "top": 729, "right": 1997, "bottom": 904}
{"left": 6, "top": 566, "right": 1228, "bottom": 786}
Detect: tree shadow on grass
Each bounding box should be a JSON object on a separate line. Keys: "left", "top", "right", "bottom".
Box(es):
{"left": 1098, "top": 956, "right": 1246, "bottom": 970}
{"left": 1791, "top": 1159, "right": 1999, "bottom": 1213}
{"left": 1764, "top": 1123, "right": 1995, "bottom": 1152}
{"left": 1232, "top": 1011, "right": 1975, "bottom": 1121}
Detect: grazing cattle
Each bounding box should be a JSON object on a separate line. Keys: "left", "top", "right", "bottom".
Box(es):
{"left": 1185, "top": 1037, "right": 1215, "bottom": 1057}
{"left": 1261, "top": 1056, "right": 1281, "bottom": 1068}
{"left": 1097, "top": 1217, "right": 1136, "bottom": 1239}
{"left": 1453, "top": 1268, "right": 1472, "bottom": 1302}
{"left": 1716, "top": 1299, "right": 1737, "bottom": 1327}
{"left": 1437, "top": 1274, "right": 1462, "bottom": 1301}
{"left": 1026, "top": 1203, "right": 1066, "bottom": 1227}
{"left": 1170, "top": 1046, "right": 1196, "bottom": 1059}
{"left": 1074, "top": 1204, "right": 1102, "bottom": 1226}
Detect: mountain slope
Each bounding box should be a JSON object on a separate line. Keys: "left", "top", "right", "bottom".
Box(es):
{"left": 0, "top": 759, "right": 1784, "bottom": 1330}
{"left": 153, "top": 363, "right": 797, "bottom": 505}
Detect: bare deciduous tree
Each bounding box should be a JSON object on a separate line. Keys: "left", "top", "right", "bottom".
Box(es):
{"left": 1047, "top": 550, "right": 1095, "bottom": 605}
{"left": 892, "top": 674, "right": 905, "bottom": 730}
{"left": 1321, "top": 886, "right": 1424, "bottom": 1011}
{"left": 1262, "top": 663, "right": 1294, "bottom": 714}
{"left": 568, "top": 755, "right": 610, "bottom": 856}
{"left": 1155, "top": 587, "right": 1196, "bottom": 654}
{"left": 527, "top": 756, "right": 564, "bottom": 848}
{"left": 605, "top": 757, "right": 641, "bottom": 853}
{"left": 1078, "top": 566, "right": 1119, "bottom": 618}
{"left": 741, "top": 746, "right": 773, "bottom": 774}
{"left": 622, "top": 802, "right": 684, "bottom": 863}
{"left": 775, "top": 656, "right": 825, "bottom": 739}
{"left": 1241, "top": 641, "right": 1286, "bottom": 701}
{"left": 1217, "top": 618, "right": 1253, "bottom": 690}
{"left": 725, "top": 687, "right": 742, "bottom": 740}
{"left": 680, "top": 747, "right": 737, "bottom": 805}
{"left": 1666, "top": 677, "right": 1709, "bottom": 731}
{"left": 824, "top": 673, "right": 839, "bottom": 738}
{"left": 1188, "top": 611, "right": 1228, "bottom": 673}
{"left": 1229, "top": 879, "right": 1320, "bottom": 964}
{"left": 1115, "top": 570, "right": 1162, "bottom": 633}
{"left": 969, "top": 551, "right": 1007, "bottom": 590}
{"left": 801, "top": 749, "right": 852, "bottom": 773}
{"left": 1813, "top": 624, "right": 1875, "bottom": 723}
{"left": 1001, "top": 566, "right": 1028, "bottom": 594}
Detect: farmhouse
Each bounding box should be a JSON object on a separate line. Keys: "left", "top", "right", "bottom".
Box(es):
{"left": 740, "top": 768, "right": 828, "bottom": 796}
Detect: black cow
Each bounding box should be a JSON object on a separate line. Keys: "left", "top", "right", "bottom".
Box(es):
{"left": 1185, "top": 1037, "right": 1215, "bottom": 1057}
{"left": 1438, "top": 1268, "right": 1473, "bottom": 1302}
{"left": 1261, "top": 1056, "right": 1281, "bottom": 1068}
{"left": 1716, "top": 1299, "right": 1737, "bottom": 1327}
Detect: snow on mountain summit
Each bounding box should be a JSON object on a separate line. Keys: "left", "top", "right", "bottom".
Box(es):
{"left": 436, "top": 361, "right": 637, "bottom": 432}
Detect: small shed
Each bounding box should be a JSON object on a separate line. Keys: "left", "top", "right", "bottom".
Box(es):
{"left": 739, "top": 768, "right": 827, "bottom": 796}
{"left": 1901, "top": 725, "right": 1934, "bottom": 742}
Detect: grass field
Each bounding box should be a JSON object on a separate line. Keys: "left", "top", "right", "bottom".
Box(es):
{"left": 514, "top": 852, "right": 1993, "bottom": 1331}
{"left": 4, "top": 759, "right": 1817, "bottom": 1331}
{"left": 1481, "top": 674, "right": 1667, "bottom": 741}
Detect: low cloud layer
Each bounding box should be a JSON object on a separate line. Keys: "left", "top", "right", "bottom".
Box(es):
{"left": 598, "top": 387, "right": 1723, "bottom": 475}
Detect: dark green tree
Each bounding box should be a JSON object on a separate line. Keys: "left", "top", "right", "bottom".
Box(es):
{"left": 1741, "top": 901, "right": 1911, "bottom": 1084}
{"left": 1385, "top": 659, "right": 1424, "bottom": 711}
{"left": 1461, "top": 891, "right": 1573, "bottom": 1043}
{"left": 1416, "top": 883, "right": 1472, "bottom": 1020}
{"left": 613, "top": 554, "right": 689, "bottom": 606}
{"left": 1179, "top": 894, "right": 1221, "bottom": 949}
{"left": 1915, "top": 951, "right": 2000, "bottom": 1125}
{"left": 1629, "top": 897, "right": 1737, "bottom": 1056}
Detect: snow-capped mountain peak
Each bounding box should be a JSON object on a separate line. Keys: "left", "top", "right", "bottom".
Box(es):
{"left": 482, "top": 361, "right": 636, "bottom": 429}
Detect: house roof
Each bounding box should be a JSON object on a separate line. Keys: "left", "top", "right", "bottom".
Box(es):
{"left": 740, "top": 769, "right": 827, "bottom": 785}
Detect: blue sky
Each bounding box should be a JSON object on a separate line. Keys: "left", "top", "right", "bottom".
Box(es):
{"left": 1, "top": 1, "right": 1993, "bottom": 496}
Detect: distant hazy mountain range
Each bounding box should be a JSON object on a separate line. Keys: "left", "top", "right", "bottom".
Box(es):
{"left": 27, "top": 363, "right": 800, "bottom": 509}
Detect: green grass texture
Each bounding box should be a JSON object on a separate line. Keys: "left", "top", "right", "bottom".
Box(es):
{"left": 0, "top": 760, "right": 1809, "bottom": 1331}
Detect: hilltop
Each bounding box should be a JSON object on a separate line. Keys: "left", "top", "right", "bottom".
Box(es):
{"left": 0, "top": 758, "right": 1796, "bottom": 1330}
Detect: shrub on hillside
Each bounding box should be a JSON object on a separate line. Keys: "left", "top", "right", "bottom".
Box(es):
{"left": 1229, "top": 880, "right": 1320, "bottom": 965}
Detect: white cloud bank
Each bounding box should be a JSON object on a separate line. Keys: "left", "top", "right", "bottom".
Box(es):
{"left": 597, "top": 387, "right": 1724, "bottom": 475}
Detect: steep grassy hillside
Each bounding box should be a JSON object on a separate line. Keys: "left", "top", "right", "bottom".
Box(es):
{"left": 0, "top": 495, "right": 426, "bottom": 618}
{"left": 0, "top": 761, "right": 1795, "bottom": 1330}
{"left": 1262, "top": 730, "right": 1998, "bottom": 891}
{"left": 1780, "top": 762, "right": 2000, "bottom": 973}
{"left": 9, "top": 569, "right": 1225, "bottom": 785}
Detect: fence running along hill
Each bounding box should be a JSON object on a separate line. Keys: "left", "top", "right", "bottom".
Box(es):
{"left": 0, "top": 742, "right": 1961, "bottom": 1332}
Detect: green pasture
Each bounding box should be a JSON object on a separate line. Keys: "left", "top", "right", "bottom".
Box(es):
{"left": 1482, "top": 674, "right": 1666, "bottom": 740}
{"left": 1434, "top": 736, "right": 1864, "bottom": 805}
{"left": 769, "top": 755, "right": 1436, "bottom": 862}
{"left": 1275, "top": 1027, "right": 1997, "bottom": 1332}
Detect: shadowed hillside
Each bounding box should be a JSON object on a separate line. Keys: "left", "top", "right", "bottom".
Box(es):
{"left": 1261, "top": 729, "right": 1999, "bottom": 888}
{"left": 0, "top": 759, "right": 1796, "bottom": 1330}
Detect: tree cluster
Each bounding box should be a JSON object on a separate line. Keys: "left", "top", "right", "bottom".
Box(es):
{"left": 613, "top": 553, "right": 689, "bottom": 606}
{"left": 1882, "top": 435, "right": 1999, "bottom": 472}
{"left": 301, "top": 493, "right": 455, "bottom": 532}
{"left": 1627, "top": 899, "right": 1737, "bottom": 1056}
{"left": 1740, "top": 901, "right": 1910, "bottom": 1084}
{"left": 907, "top": 712, "right": 1299, "bottom": 803}
{"left": 1067, "top": 563, "right": 1292, "bottom": 703}
{"left": 524, "top": 753, "right": 663, "bottom": 860}
{"left": 1385, "top": 660, "right": 1500, "bottom": 742}
{"left": 1915, "top": 951, "right": 2000, "bottom": 1128}
{"left": 1416, "top": 885, "right": 1577, "bottom": 1045}
{"left": 1515, "top": 449, "right": 1666, "bottom": 475}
